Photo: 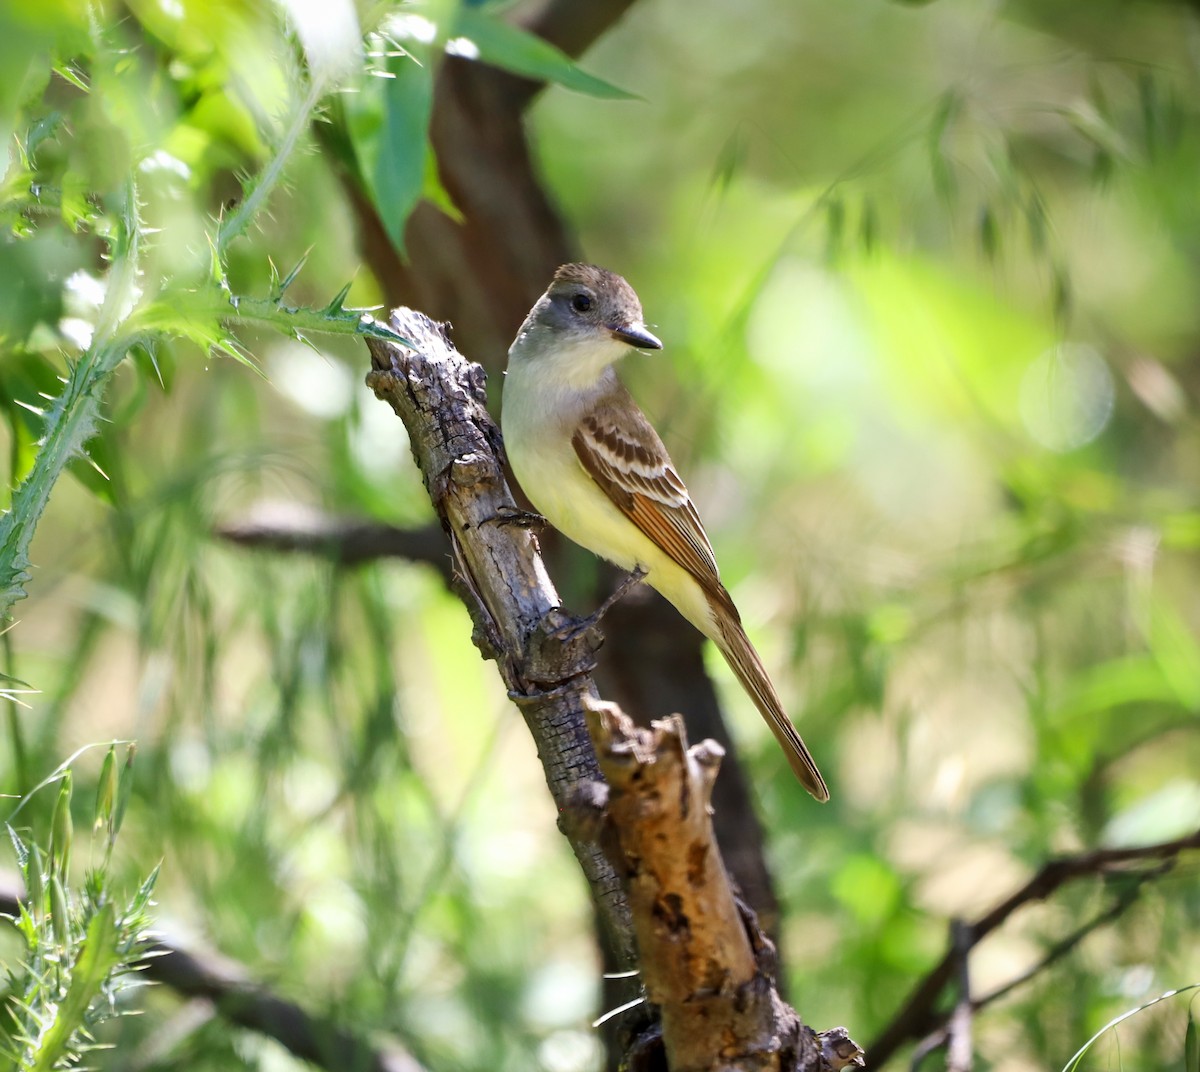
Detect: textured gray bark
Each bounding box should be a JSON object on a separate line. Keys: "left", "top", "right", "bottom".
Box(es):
{"left": 365, "top": 309, "right": 637, "bottom": 965}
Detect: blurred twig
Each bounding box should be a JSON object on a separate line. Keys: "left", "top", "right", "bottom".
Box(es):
{"left": 979, "top": 875, "right": 1155, "bottom": 1010}
{"left": 868, "top": 826, "right": 1200, "bottom": 1068}
{"left": 908, "top": 871, "right": 1160, "bottom": 1071}
{"left": 945, "top": 920, "right": 973, "bottom": 1072}
{"left": 215, "top": 501, "right": 450, "bottom": 578}
{"left": 0, "top": 878, "right": 423, "bottom": 1072}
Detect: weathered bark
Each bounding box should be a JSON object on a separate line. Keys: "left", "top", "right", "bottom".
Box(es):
{"left": 364, "top": 308, "right": 637, "bottom": 966}
{"left": 601, "top": 591, "right": 783, "bottom": 934}
{"left": 584, "top": 701, "right": 862, "bottom": 1072}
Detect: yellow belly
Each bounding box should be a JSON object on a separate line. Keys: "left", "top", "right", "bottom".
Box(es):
{"left": 503, "top": 415, "right": 717, "bottom": 639}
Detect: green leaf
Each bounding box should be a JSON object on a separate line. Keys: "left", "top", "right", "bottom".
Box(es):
{"left": 824, "top": 194, "right": 845, "bottom": 260}
{"left": 422, "top": 148, "right": 463, "bottom": 222}
{"left": 112, "top": 744, "right": 136, "bottom": 844}
{"left": 345, "top": 47, "right": 434, "bottom": 254}
{"left": 60, "top": 169, "right": 93, "bottom": 231}
{"left": 453, "top": 9, "right": 636, "bottom": 100}
{"left": 711, "top": 129, "right": 746, "bottom": 194}
{"left": 1026, "top": 191, "right": 1048, "bottom": 255}
{"left": 31, "top": 903, "right": 121, "bottom": 1072}
{"left": 859, "top": 196, "right": 878, "bottom": 252}
{"left": 95, "top": 745, "right": 118, "bottom": 832}
{"left": 0, "top": 351, "right": 62, "bottom": 493}
{"left": 830, "top": 854, "right": 901, "bottom": 925}
{"left": 928, "top": 89, "right": 958, "bottom": 202}
{"left": 1054, "top": 654, "right": 1176, "bottom": 723}
{"left": 130, "top": 338, "right": 173, "bottom": 392}
{"left": 49, "top": 772, "right": 72, "bottom": 879}
{"left": 6, "top": 822, "right": 29, "bottom": 872}
{"left": 1147, "top": 598, "right": 1200, "bottom": 712}
{"left": 125, "top": 859, "right": 160, "bottom": 920}
{"left": 52, "top": 63, "right": 88, "bottom": 94}
{"left": 272, "top": 249, "right": 312, "bottom": 301}
{"left": 132, "top": 293, "right": 259, "bottom": 372}
{"left": 22, "top": 109, "right": 66, "bottom": 164}
{"left": 979, "top": 202, "right": 999, "bottom": 262}
{"left": 323, "top": 280, "right": 354, "bottom": 315}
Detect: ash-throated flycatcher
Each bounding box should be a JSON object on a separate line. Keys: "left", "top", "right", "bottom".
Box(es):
{"left": 502, "top": 263, "right": 829, "bottom": 802}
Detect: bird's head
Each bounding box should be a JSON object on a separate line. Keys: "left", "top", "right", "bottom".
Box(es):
{"left": 508, "top": 263, "right": 662, "bottom": 386}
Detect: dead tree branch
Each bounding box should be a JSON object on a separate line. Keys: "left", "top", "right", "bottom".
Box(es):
{"left": 318, "top": 0, "right": 785, "bottom": 937}
{"left": 363, "top": 307, "right": 636, "bottom": 966}
{"left": 584, "top": 699, "right": 863, "bottom": 1072}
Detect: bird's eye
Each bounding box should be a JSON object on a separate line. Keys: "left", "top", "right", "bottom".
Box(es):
{"left": 571, "top": 293, "right": 593, "bottom": 313}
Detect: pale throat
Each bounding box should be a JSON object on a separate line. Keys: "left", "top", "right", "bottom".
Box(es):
{"left": 512, "top": 326, "right": 629, "bottom": 392}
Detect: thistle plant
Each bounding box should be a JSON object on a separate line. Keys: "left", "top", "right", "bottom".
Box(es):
{"left": 2, "top": 745, "right": 156, "bottom": 1071}
{"left": 0, "top": 13, "right": 407, "bottom": 617}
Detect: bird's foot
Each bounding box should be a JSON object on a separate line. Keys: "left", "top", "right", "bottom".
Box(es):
{"left": 486, "top": 504, "right": 546, "bottom": 531}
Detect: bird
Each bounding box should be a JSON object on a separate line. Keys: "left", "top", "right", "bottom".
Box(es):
{"left": 501, "top": 263, "right": 828, "bottom": 802}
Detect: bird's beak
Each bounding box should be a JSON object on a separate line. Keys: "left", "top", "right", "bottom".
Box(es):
{"left": 609, "top": 323, "right": 663, "bottom": 350}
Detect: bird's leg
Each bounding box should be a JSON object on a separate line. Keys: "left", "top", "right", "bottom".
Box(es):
{"left": 548, "top": 567, "right": 647, "bottom": 642}
{"left": 592, "top": 566, "right": 648, "bottom": 623}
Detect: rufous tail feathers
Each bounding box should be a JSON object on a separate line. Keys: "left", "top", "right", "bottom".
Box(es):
{"left": 708, "top": 588, "right": 829, "bottom": 802}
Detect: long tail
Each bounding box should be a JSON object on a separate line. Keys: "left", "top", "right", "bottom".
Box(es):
{"left": 707, "top": 587, "right": 829, "bottom": 802}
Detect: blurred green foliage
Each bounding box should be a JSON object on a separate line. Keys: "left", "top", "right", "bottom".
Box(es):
{"left": 0, "top": 0, "right": 1198, "bottom": 1070}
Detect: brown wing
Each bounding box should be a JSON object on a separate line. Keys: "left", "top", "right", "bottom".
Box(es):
{"left": 574, "top": 389, "right": 830, "bottom": 802}
{"left": 571, "top": 394, "right": 721, "bottom": 591}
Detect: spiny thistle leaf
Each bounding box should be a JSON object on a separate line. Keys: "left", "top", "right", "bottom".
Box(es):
{"left": 30, "top": 904, "right": 120, "bottom": 1072}
{"left": 217, "top": 78, "right": 325, "bottom": 256}
{"left": 51, "top": 65, "right": 88, "bottom": 93}
{"left": 273, "top": 248, "right": 312, "bottom": 301}
{"left": 123, "top": 861, "right": 160, "bottom": 923}
{"left": 323, "top": 280, "right": 353, "bottom": 315}
{"left": 0, "top": 351, "right": 120, "bottom": 612}
{"left": 0, "top": 178, "right": 141, "bottom": 614}
{"left": 6, "top": 823, "right": 29, "bottom": 872}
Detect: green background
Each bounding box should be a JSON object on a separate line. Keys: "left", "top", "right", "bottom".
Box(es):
{"left": 0, "top": 0, "right": 1198, "bottom": 1069}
